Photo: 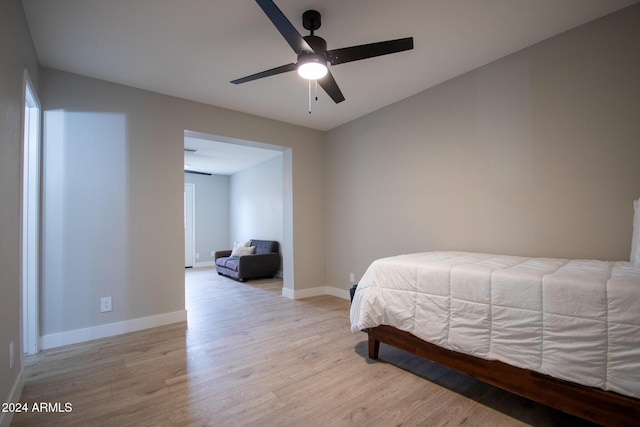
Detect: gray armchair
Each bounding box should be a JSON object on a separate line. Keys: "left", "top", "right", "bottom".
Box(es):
{"left": 215, "top": 239, "right": 280, "bottom": 281}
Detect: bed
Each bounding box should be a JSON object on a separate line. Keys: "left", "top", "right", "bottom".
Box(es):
{"left": 350, "top": 251, "right": 640, "bottom": 426}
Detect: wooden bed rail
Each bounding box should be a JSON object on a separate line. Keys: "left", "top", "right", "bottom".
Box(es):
{"left": 367, "top": 325, "right": 640, "bottom": 427}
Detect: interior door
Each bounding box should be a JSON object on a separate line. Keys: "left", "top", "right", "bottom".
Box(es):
{"left": 184, "top": 183, "right": 195, "bottom": 267}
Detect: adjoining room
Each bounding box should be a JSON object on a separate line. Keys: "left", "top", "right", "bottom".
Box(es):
{"left": 183, "top": 131, "right": 288, "bottom": 303}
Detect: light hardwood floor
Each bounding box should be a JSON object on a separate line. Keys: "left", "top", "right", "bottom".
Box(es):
{"left": 13, "top": 268, "right": 597, "bottom": 426}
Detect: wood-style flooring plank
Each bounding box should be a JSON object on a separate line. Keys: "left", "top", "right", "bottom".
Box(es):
{"left": 12, "top": 269, "right": 597, "bottom": 427}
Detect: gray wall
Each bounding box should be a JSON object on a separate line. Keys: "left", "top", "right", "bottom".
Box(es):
{"left": 0, "top": 0, "right": 40, "bottom": 416}
{"left": 325, "top": 4, "right": 640, "bottom": 289}
{"left": 39, "top": 67, "right": 326, "bottom": 337}
{"left": 184, "top": 172, "right": 230, "bottom": 265}
{"left": 230, "top": 156, "right": 284, "bottom": 247}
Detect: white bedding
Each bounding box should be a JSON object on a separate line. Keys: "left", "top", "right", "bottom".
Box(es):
{"left": 350, "top": 251, "right": 640, "bottom": 399}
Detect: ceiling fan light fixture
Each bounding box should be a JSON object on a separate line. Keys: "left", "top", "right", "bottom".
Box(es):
{"left": 297, "top": 54, "right": 327, "bottom": 80}
{"left": 230, "top": 2, "right": 413, "bottom": 105}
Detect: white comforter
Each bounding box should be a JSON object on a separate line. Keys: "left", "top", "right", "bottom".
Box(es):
{"left": 350, "top": 251, "right": 640, "bottom": 399}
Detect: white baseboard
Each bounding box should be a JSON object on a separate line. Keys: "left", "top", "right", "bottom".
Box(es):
{"left": 281, "top": 286, "right": 294, "bottom": 299}
{"left": 0, "top": 368, "right": 24, "bottom": 427}
{"left": 326, "top": 286, "right": 351, "bottom": 300}
{"left": 194, "top": 261, "right": 215, "bottom": 268}
{"left": 281, "top": 286, "right": 350, "bottom": 301}
{"left": 39, "top": 310, "right": 188, "bottom": 350}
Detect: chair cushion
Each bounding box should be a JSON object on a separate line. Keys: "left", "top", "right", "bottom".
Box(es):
{"left": 251, "top": 240, "right": 279, "bottom": 255}
{"left": 224, "top": 257, "right": 240, "bottom": 271}
{"left": 216, "top": 256, "right": 240, "bottom": 272}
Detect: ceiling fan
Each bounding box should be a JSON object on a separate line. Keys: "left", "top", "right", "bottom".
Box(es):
{"left": 231, "top": 0, "right": 414, "bottom": 104}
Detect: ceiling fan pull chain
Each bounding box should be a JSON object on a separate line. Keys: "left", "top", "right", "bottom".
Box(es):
{"left": 308, "top": 79, "right": 312, "bottom": 114}
{"left": 315, "top": 80, "right": 318, "bottom": 101}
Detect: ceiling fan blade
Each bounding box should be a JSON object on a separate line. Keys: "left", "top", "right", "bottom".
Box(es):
{"left": 318, "top": 70, "right": 345, "bottom": 104}
{"left": 230, "top": 63, "right": 297, "bottom": 84}
{"left": 255, "top": 0, "right": 314, "bottom": 54}
{"left": 327, "top": 37, "right": 414, "bottom": 66}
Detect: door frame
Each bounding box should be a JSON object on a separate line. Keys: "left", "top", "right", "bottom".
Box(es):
{"left": 21, "top": 69, "right": 41, "bottom": 355}
{"left": 184, "top": 183, "right": 196, "bottom": 268}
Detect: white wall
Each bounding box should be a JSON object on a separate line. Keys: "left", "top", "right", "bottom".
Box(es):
{"left": 325, "top": 4, "right": 640, "bottom": 290}
{"left": 230, "top": 156, "right": 284, "bottom": 246}
{"left": 39, "top": 66, "right": 326, "bottom": 344}
{"left": 184, "top": 172, "right": 230, "bottom": 265}
{"left": 0, "top": 0, "right": 40, "bottom": 422}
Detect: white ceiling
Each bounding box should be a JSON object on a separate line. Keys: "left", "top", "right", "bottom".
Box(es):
{"left": 21, "top": 0, "right": 638, "bottom": 133}
{"left": 184, "top": 135, "right": 282, "bottom": 175}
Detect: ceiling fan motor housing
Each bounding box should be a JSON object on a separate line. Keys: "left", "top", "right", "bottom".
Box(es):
{"left": 302, "top": 35, "right": 327, "bottom": 55}
{"left": 299, "top": 34, "right": 328, "bottom": 69}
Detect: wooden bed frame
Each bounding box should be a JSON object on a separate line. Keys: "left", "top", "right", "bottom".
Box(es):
{"left": 367, "top": 325, "right": 640, "bottom": 426}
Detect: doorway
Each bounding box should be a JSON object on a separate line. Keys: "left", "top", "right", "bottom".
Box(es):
{"left": 183, "top": 130, "right": 293, "bottom": 290}
{"left": 22, "top": 70, "right": 41, "bottom": 355}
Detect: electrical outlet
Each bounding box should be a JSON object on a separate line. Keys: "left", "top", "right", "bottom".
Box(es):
{"left": 196, "top": 252, "right": 200, "bottom": 259}
{"left": 211, "top": 250, "right": 215, "bottom": 257}
{"left": 350, "top": 272, "right": 355, "bottom": 283}
{"left": 9, "top": 341, "right": 14, "bottom": 369}
{"left": 100, "top": 297, "right": 112, "bottom": 313}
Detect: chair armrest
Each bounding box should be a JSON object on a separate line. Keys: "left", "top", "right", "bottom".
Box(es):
{"left": 215, "top": 250, "right": 232, "bottom": 260}
{"left": 237, "top": 253, "right": 280, "bottom": 278}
